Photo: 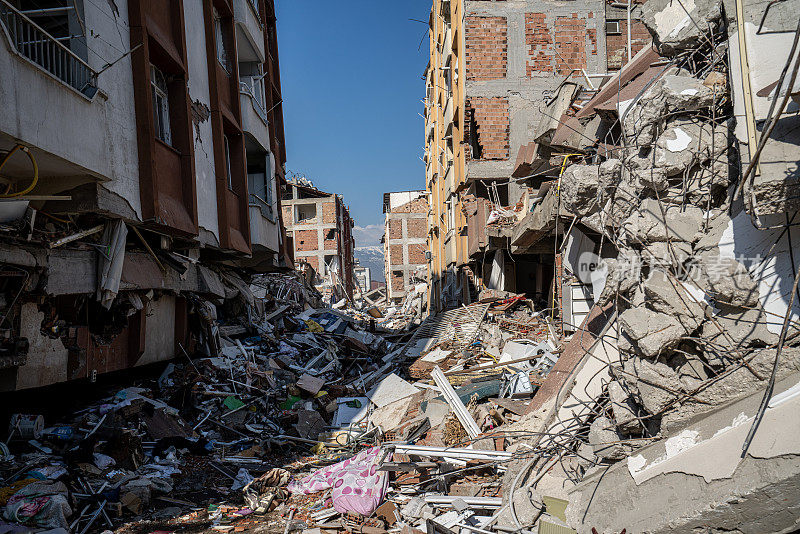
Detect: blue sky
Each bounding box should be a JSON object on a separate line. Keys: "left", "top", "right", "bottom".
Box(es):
{"left": 275, "top": 1, "right": 431, "bottom": 247}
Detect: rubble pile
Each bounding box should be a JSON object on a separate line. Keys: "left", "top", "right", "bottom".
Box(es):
{"left": 480, "top": 0, "right": 800, "bottom": 530}
{"left": 0, "top": 270, "right": 570, "bottom": 534}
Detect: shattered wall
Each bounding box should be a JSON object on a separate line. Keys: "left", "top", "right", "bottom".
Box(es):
{"left": 464, "top": 0, "right": 607, "bottom": 204}
{"left": 605, "top": 4, "right": 651, "bottom": 70}
{"left": 504, "top": 0, "right": 800, "bottom": 529}
{"left": 384, "top": 196, "right": 429, "bottom": 302}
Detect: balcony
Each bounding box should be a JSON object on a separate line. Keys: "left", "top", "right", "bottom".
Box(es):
{"left": 444, "top": 96, "right": 454, "bottom": 126}
{"left": 444, "top": 163, "right": 454, "bottom": 197}
{"left": 234, "top": 0, "right": 266, "bottom": 63}
{"left": 0, "top": 0, "right": 97, "bottom": 97}
{"left": 239, "top": 76, "right": 269, "bottom": 148}
{"left": 0, "top": 0, "right": 115, "bottom": 184}
{"left": 249, "top": 203, "right": 279, "bottom": 255}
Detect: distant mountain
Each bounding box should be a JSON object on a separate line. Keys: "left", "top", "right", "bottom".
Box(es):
{"left": 355, "top": 245, "right": 385, "bottom": 282}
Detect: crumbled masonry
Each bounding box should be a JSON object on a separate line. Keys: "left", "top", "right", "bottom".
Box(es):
{"left": 1, "top": 0, "right": 799, "bottom": 531}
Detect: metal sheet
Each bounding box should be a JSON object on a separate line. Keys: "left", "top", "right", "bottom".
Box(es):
{"left": 400, "top": 303, "right": 491, "bottom": 359}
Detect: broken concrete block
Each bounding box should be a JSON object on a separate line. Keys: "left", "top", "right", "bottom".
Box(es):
{"left": 642, "top": 241, "right": 693, "bottom": 271}
{"left": 598, "top": 159, "right": 622, "bottom": 200}
{"left": 661, "top": 348, "right": 800, "bottom": 433}
{"left": 594, "top": 250, "right": 641, "bottom": 306}
{"left": 641, "top": 0, "right": 722, "bottom": 55}
{"left": 644, "top": 269, "right": 705, "bottom": 333}
{"left": 699, "top": 304, "right": 777, "bottom": 353}
{"left": 560, "top": 164, "right": 601, "bottom": 217}
{"left": 629, "top": 284, "right": 646, "bottom": 307}
{"left": 632, "top": 165, "right": 670, "bottom": 192}
{"left": 576, "top": 442, "right": 597, "bottom": 470}
{"left": 622, "top": 198, "right": 704, "bottom": 245}
{"left": 653, "top": 119, "right": 722, "bottom": 177}
{"left": 623, "top": 75, "right": 716, "bottom": 146}
{"left": 588, "top": 416, "right": 629, "bottom": 460}
{"left": 692, "top": 250, "right": 760, "bottom": 308}
{"left": 622, "top": 357, "right": 684, "bottom": 415}
{"left": 619, "top": 306, "right": 686, "bottom": 358}
{"left": 605, "top": 171, "right": 642, "bottom": 229}
{"left": 669, "top": 350, "right": 710, "bottom": 391}
{"left": 607, "top": 380, "right": 641, "bottom": 434}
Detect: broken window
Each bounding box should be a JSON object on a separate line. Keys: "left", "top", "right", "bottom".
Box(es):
{"left": 296, "top": 203, "right": 317, "bottom": 223}
{"left": 325, "top": 228, "right": 336, "bottom": 240}
{"left": 465, "top": 104, "right": 482, "bottom": 159}
{"left": 214, "top": 8, "right": 230, "bottom": 74}
{"left": 247, "top": 154, "right": 274, "bottom": 220}
{"left": 324, "top": 254, "right": 339, "bottom": 276}
{"left": 150, "top": 65, "right": 172, "bottom": 145}
{"left": 224, "top": 135, "right": 233, "bottom": 190}
{"left": 447, "top": 196, "right": 456, "bottom": 232}
{"left": 239, "top": 61, "right": 266, "bottom": 112}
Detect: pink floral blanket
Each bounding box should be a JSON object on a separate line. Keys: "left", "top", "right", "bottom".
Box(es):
{"left": 287, "top": 446, "right": 390, "bottom": 516}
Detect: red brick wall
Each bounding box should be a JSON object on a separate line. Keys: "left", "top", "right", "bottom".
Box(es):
{"left": 295, "top": 229, "right": 318, "bottom": 252}
{"left": 393, "top": 197, "right": 428, "bottom": 214}
{"left": 606, "top": 19, "right": 650, "bottom": 70}
{"left": 556, "top": 16, "right": 587, "bottom": 73}
{"left": 304, "top": 256, "right": 319, "bottom": 272}
{"left": 526, "top": 13, "right": 598, "bottom": 76}
{"left": 281, "top": 205, "right": 292, "bottom": 224}
{"left": 525, "top": 13, "right": 551, "bottom": 75}
{"left": 389, "top": 244, "right": 403, "bottom": 266}
{"left": 408, "top": 243, "right": 427, "bottom": 265}
{"left": 391, "top": 271, "right": 404, "bottom": 291}
{"left": 468, "top": 97, "right": 510, "bottom": 160}
{"left": 322, "top": 200, "right": 336, "bottom": 224}
{"left": 407, "top": 217, "right": 427, "bottom": 239}
{"left": 388, "top": 218, "right": 403, "bottom": 240}
{"left": 465, "top": 16, "right": 507, "bottom": 80}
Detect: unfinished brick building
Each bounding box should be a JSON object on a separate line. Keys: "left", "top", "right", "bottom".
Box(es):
{"left": 282, "top": 179, "right": 356, "bottom": 301}
{"left": 425, "top": 0, "right": 647, "bottom": 313}
{"left": 383, "top": 191, "right": 428, "bottom": 304}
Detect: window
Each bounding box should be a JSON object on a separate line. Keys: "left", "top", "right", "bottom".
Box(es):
{"left": 150, "top": 65, "right": 171, "bottom": 145}
{"left": 247, "top": 155, "right": 274, "bottom": 219}
{"left": 296, "top": 203, "right": 317, "bottom": 222}
{"left": 444, "top": 56, "right": 452, "bottom": 95}
{"left": 447, "top": 197, "right": 456, "bottom": 231}
{"left": 224, "top": 135, "right": 233, "bottom": 190}
{"left": 214, "top": 9, "right": 230, "bottom": 73}
{"left": 324, "top": 255, "right": 338, "bottom": 276}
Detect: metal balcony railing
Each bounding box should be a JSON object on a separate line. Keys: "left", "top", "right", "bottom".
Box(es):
{"left": 239, "top": 76, "right": 268, "bottom": 124}
{"left": 0, "top": 0, "right": 97, "bottom": 95}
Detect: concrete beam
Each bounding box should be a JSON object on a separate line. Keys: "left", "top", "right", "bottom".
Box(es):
{"left": 566, "top": 372, "right": 800, "bottom": 534}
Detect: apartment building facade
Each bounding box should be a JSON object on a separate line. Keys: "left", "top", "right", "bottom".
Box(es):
{"left": 382, "top": 191, "right": 428, "bottom": 304}
{"left": 424, "top": 0, "right": 646, "bottom": 313}
{"left": 282, "top": 180, "right": 356, "bottom": 302}
{"left": 0, "top": 0, "right": 287, "bottom": 390}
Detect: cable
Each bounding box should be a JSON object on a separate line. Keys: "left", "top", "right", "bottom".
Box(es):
{"left": 0, "top": 145, "right": 39, "bottom": 198}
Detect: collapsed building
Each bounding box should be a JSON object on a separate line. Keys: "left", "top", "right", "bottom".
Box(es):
{"left": 0, "top": 0, "right": 290, "bottom": 391}
{"left": 282, "top": 178, "right": 357, "bottom": 304}
{"left": 382, "top": 191, "right": 429, "bottom": 306}
{"left": 424, "top": 0, "right": 652, "bottom": 313}
{"left": 450, "top": 0, "right": 800, "bottom": 530}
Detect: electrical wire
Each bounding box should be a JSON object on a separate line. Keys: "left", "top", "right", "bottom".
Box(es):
{"left": 0, "top": 144, "right": 39, "bottom": 198}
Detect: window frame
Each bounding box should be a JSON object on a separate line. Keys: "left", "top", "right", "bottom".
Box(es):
{"left": 224, "top": 135, "right": 233, "bottom": 190}
{"left": 214, "top": 8, "right": 230, "bottom": 74}
{"left": 150, "top": 64, "right": 172, "bottom": 146}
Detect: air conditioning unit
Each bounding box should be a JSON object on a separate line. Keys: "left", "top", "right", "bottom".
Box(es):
{"left": 606, "top": 20, "right": 622, "bottom": 35}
